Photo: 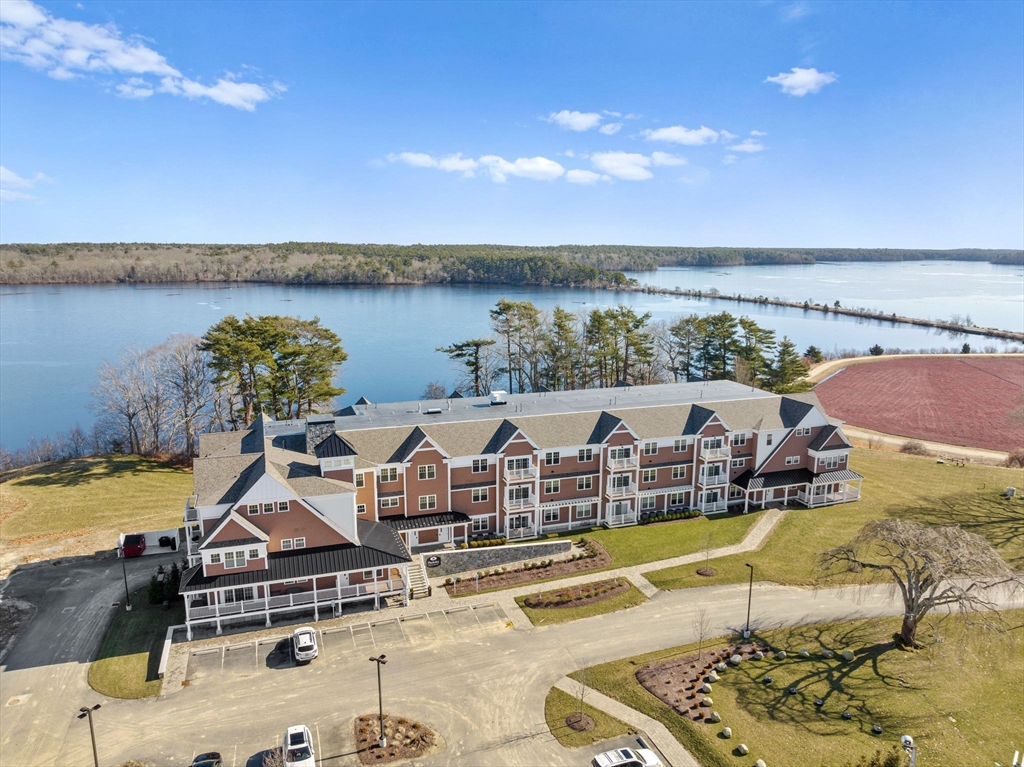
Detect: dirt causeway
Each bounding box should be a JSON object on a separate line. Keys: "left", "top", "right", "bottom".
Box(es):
{"left": 814, "top": 356, "right": 1024, "bottom": 452}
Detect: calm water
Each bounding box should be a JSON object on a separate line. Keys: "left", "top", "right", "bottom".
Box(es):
{"left": 2, "top": 260, "right": 1021, "bottom": 450}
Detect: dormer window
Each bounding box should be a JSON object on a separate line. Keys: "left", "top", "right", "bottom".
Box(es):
{"left": 247, "top": 504, "right": 259, "bottom": 516}
{"left": 380, "top": 467, "right": 398, "bottom": 483}
{"left": 277, "top": 500, "right": 289, "bottom": 512}
{"left": 262, "top": 502, "right": 274, "bottom": 514}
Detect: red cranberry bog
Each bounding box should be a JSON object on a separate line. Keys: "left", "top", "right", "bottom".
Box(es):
{"left": 814, "top": 356, "right": 1024, "bottom": 452}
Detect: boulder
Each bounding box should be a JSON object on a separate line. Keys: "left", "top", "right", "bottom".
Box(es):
{"left": 737, "top": 743, "right": 750, "bottom": 756}
{"left": 700, "top": 697, "right": 714, "bottom": 707}
{"left": 716, "top": 662, "right": 728, "bottom": 672}
{"left": 729, "top": 654, "right": 743, "bottom": 665}
{"left": 709, "top": 711, "right": 721, "bottom": 723}
{"left": 700, "top": 683, "right": 713, "bottom": 694}
{"left": 708, "top": 672, "right": 720, "bottom": 683}
{"left": 798, "top": 648, "right": 810, "bottom": 658}
{"left": 775, "top": 650, "right": 787, "bottom": 660}
{"left": 823, "top": 649, "right": 834, "bottom": 659}
{"left": 841, "top": 649, "right": 855, "bottom": 661}
{"left": 755, "top": 760, "right": 767, "bottom": 767}
{"left": 721, "top": 727, "right": 732, "bottom": 739}
{"left": 752, "top": 651, "right": 764, "bottom": 660}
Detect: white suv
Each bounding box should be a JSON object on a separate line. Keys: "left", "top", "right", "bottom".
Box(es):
{"left": 292, "top": 627, "right": 318, "bottom": 664}
{"left": 282, "top": 725, "right": 315, "bottom": 767}
{"left": 592, "top": 747, "right": 663, "bottom": 767}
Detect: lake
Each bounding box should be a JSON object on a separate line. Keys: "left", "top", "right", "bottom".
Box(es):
{"left": 1, "top": 260, "right": 1021, "bottom": 450}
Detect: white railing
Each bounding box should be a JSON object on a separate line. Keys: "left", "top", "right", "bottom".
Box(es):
{"left": 507, "top": 525, "right": 537, "bottom": 540}
{"left": 797, "top": 487, "right": 860, "bottom": 507}
{"left": 606, "top": 509, "right": 638, "bottom": 527}
{"left": 701, "top": 500, "right": 728, "bottom": 513}
{"left": 701, "top": 446, "right": 731, "bottom": 460}
{"left": 186, "top": 579, "right": 405, "bottom": 621}
{"left": 698, "top": 472, "right": 726, "bottom": 486}
{"left": 608, "top": 482, "right": 637, "bottom": 496}
{"left": 608, "top": 456, "right": 639, "bottom": 469}
{"left": 506, "top": 495, "right": 533, "bottom": 508}
{"left": 504, "top": 466, "right": 538, "bottom": 480}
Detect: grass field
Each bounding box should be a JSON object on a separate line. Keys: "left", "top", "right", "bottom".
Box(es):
{"left": 515, "top": 579, "right": 648, "bottom": 626}
{"left": 647, "top": 449, "right": 1024, "bottom": 591}
{"left": 574, "top": 612, "right": 1024, "bottom": 767}
{"left": 88, "top": 586, "right": 186, "bottom": 699}
{"left": 544, "top": 687, "right": 633, "bottom": 748}
{"left": 0, "top": 455, "right": 192, "bottom": 570}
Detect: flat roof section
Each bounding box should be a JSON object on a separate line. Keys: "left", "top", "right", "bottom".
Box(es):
{"left": 332, "top": 380, "right": 777, "bottom": 432}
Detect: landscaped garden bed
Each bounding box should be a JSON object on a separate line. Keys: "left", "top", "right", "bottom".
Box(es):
{"left": 354, "top": 714, "right": 443, "bottom": 764}
{"left": 516, "top": 577, "right": 647, "bottom": 625}
{"left": 544, "top": 687, "right": 634, "bottom": 748}
{"left": 522, "top": 577, "right": 630, "bottom": 609}
{"left": 444, "top": 538, "right": 610, "bottom": 595}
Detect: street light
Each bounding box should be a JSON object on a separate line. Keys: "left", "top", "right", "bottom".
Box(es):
{"left": 901, "top": 735, "right": 918, "bottom": 767}
{"left": 120, "top": 551, "right": 132, "bottom": 612}
{"left": 77, "top": 704, "right": 101, "bottom": 767}
{"left": 744, "top": 563, "right": 754, "bottom": 638}
{"left": 369, "top": 654, "right": 388, "bottom": 749}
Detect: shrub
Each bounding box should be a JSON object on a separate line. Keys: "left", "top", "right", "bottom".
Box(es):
{"left": 469, "top": 540, "right": 479, "bottom": 548}
{"left": 147, "top": 575, "right": 163, "bottom": 605}
{"left": 869, "top": 344, "right": 885, "bottom": 356}
{"left": 899, "top": 440, "right": 930, "bottom": 456}
{"left": 445, "top": 577, "right": 453, "bottom": 585}
{"left": 1005, "top": 448, "right": 1024, "bottom": 468}
{"left": 460, "top": 542, "right": 467, "bottom": 549}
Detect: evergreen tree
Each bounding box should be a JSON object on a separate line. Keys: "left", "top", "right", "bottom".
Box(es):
{"left": 768, "top": 336, "right": 809, "bottom": 391}
{"left": 436, "top": 339, "right": 497, "bottom": 396}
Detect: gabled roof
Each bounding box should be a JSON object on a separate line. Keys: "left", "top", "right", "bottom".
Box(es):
{"left": 588, "top": 411, "right": 623, "bottom": 444}
{"left": 683, "top": 405, "right": 716, "bottom": 435}
{"left": 197, "top": 509, "right": 269, "bottom": 550}
{"left": 483, "top": 419, "right": 526, "bottom": 454}
{"left": 448, "top": 390, "right": 464, "bottom": 399}
{"left": 355, "top": 396, "right": 371, "bottom": 405}
{"left": 314, "top": 432, "right": 357, "bottom": 459}
{"left": 390, "top": 426, "right": 431, "bottom": 463}
{"left": 779, "top": 397, "right": 815, "bottom": 428}
{"left": 807, "top": 424, "right": 851, "bottom": 452}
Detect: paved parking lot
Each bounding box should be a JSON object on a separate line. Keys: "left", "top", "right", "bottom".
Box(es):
{"left": 185, "top": 603, "right": 510, "bottom": 686}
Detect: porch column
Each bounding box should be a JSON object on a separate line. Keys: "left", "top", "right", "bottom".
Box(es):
{"left": 743, "top": 492, "right": 749, "bottom": 514}
{"left": 374, "top": 568, "right": 381, "bottom": 611}
{"left": 313, "top": 580, "right": 319, "bottom": 622}
{"left": 264, "top": 585, "right": 271, "bottom": 627}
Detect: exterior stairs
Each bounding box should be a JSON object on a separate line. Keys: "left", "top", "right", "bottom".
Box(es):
{"left": 407, "top": 557, "right": 431, "bottom": 599}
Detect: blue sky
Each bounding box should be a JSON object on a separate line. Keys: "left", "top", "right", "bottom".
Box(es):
{"left": 1, "top": 0, "right": 1022, "bottom": 248}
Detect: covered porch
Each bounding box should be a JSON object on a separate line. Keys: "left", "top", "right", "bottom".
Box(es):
{"left": 380, "top": 511, "right": 471, "bottom": 552}
{"left": 796, "top": 469, "right": 864, "bottom": 507}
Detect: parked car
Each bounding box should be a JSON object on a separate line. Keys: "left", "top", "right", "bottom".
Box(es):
{"left": 591, "top": 747, "right": 663, "bottom": 767}
{"left": 282, "top": 725, "right": 315, "bottom": 767}
{"left": 190, "top": 753, "right": 222, "bottom": 767}
{"left": 292, "top": 627, "right": 318, "bottom": 664}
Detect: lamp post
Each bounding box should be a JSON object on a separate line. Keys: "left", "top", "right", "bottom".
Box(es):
{"left": 369, "top": 654, "right": 388, "bottom": 748}
{"left": 120, "top": 552, "right": 132, "bottom": 612}
{"left": 744, "top": 563, "right": 754, "bottom": 638}
{"left": 77, "top": 704, "right": 101, "bottom": 767}
{"left": 901, "top": 735, "right": 918, "bottom": 767}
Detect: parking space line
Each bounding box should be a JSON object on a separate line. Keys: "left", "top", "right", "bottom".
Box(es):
{"left": 469, "top": 606, "right": 485, "bottom": 627}
{"left": 441, "top": 610, "right": 455, "bottom": 632}
{"left": 220, "top": 647, "right": 225, "bottom": 672}
{"left": 316, "top": 724, "right": 322, "bottom": 767}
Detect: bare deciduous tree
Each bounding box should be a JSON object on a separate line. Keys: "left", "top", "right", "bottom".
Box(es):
{"left": 421, "top": 381, "right": 447, "bottom": 400}
{"left": 820, "top": 519, "right": 1017, "bottom": 648}
{"left": 693, "top": 605, "right": 712, "bottom": 663}
{"left": 160, "top": 334, "right": 215, "bottom": 456}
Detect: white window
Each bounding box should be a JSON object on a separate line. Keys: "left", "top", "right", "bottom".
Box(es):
{"left": 248, "top": 548, "right": 259, "bottom": 559}
{"left": 545, "top": 451, "right": 560, "bottom": 466}
{"left": 224, "top": 550, "right": 246, "bottom": 569}
{"left": 419, "top": 494, "right": 437, "bottom": 511}
{"left": 785, "top": 455, "right": 800, "bottom": 466}
{"left": 766, "top": 433, "right": 774, "bottom": 446}
{"left": 673, "top": 438, "right": 688, "bottom": 452}
{"left": 612, "top": 474, "right": 631, "bottom": 489}
{"left": 730, "top": 486, "right": 744, "bottom": 499}
{"left": 277, "top": 500, "right": 289, "bottom": 512}
{"left": 380, "top": 467, "right": 398, "bottom": 483}
{"left": 472, "top": 458, "right": 488, "bottom": 473}
{"left": 544, "top": 509, "right": 559, "bottom": 523}
{"left": 578, "top": 448, "right": 594, "bottom": 462}
{"left": 702, "top": 437, "right": 724, "bottom": 451}
{"left": 640, "top": 496, "right": 656, "bottom": 510}
{"left": 669, "top": 492, "right": 686, "bottom": 507}
{"left": 355, "top": 473, "right": 365, "bottom": 488}
{"left": 575, "top": 504, "right": 592, "bottom": 519}
{"left": 357, "top": 504, "right": 367, "bottom": 514}
{"left": 472, "top": 488, "right": 488, "bottom": 503}
{"left": 294, "top": 537, "right": 306, "bottom": 549}
{"left": 209, "top": 552, "right": 222, "bottom": 564}
{"left": 380, "top": 497, "right": 400, "bottom": 509}
{"left": 418, "top": 464, "right": 436, "bottom": 480}
{"left": 609, "top": 446, "right": 632, "bottom": 460}
{"left": 672, "top": 465, "right": 687, "bottom": 480}
{"left": 281, "top": 538, "right": 293, "bottom": 550}
{"left": 731, "top": 458, "right": 746, "bottom": 468}
{"left": 508, "top": 486, "right": 530, "bottom": 501}
{"left": 223, "top": 586, "right": 254, "bottom": 603}
{"left": 643, "top": 441, "right": 658, "bottom": 455}
{"left": 824, "top": 455, "right": 840, "bottom": 470}
{"left": 732, "top": 433, "right": 746, "bottom": 447}
{"left": 262, "top": 502, "right": 274, "bottom": 514}
{"left": 362, "top": 569, "right": 385, "bottom": 580}
{"left": 642, "top": 468, "right": 657, "bottom": 483}
{"left": 247, "top": 504, "right": 259, "bottom": 516}
{"left": 577, "top": 476, "right": 593, "bottom": 491}
{"left": 472, "top": 517, "right": 488, "bottom": 532}
{"left": 506, "top": 457, "right": 530, "bottom": 471}
{"left": 798, "top": 427, "right": 812, "bottom": 437}
{"left": 544, "top": 479, "right": 560, "bottom": 495}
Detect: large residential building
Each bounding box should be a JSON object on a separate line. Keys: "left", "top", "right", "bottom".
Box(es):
{"left": 179, "top": 381, "right": 862, "bottom": 637}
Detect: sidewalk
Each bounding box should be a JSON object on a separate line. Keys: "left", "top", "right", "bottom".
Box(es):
{"left": 554, "top": 677, "right": 700, "bottom": 767}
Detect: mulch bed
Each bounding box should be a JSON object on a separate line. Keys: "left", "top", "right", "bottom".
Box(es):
{"left": 636, "top": 641, "right": 770, "bottom": 722}
{"left": 522, "top": 577, "right": 629, "bottom": 609}
{"left": 566, "top": 712, "right": 595, "bottom": 732}
{"left": 355, "top": 714, "right": 443, "bottom": 765}
{"left": 443, "top": 540, "right": 610, "bottom": 595}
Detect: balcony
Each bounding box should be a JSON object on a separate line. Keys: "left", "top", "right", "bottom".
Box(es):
{"left": 507, "top": 525, "right": 537, "bottom": 540}
{"left": 608, "top": 456, "right": 639, "bottom": 470}
{"left": 700, "top": 446, "right": 731, "bottom": 460}
{"left": 184, "top": 496, "right": 199, "bottom": 523}
{"left": 505, "top": 495, "right": 534, "bottom": 509}
{"left": 607, "top": 481, "right": 637, "bottom": 497}
{"left": 605, "top": 506, "right": 638, "bottom": 527}
{"left": 797, "top": 486, "right": 861, "bottom": 507}
{"left": 697, "top": 472, "right": 727, "bottom": 487}
{"left": 504, "top": 466, "right": 539, "bottom": 481}
{"left": 700, "top": 500, "right": 728, "bottom": 514}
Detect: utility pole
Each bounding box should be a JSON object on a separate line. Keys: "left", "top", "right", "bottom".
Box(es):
{"left": 77, "top": 704, "right": 101, "bottom": 767}
{"left": 369, "top": 655, "right": 388, "bottom": 748}
{"left": 744, "top": 563, "right": 754, "bottom": 638}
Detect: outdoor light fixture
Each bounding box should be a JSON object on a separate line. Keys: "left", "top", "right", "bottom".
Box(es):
{"left": 369, "top": 654, "right": 388, "bottom": 748}
{"left": 120, "top": 551, "right": 132, "bottom": 611}
{"left": 901, "top": 734, "right": 918, "bottom": 767}
{"left": 744, "top": 563, "right": 754, "bottom": 638}
{"left": 77, "top": 704, "right": 102, "bottom": 767}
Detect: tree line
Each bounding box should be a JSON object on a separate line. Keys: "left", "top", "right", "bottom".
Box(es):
{"left": 435, "top": 299, "right": 812, "bottom": 397}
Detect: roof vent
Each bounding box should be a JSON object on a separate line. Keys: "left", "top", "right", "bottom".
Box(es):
{"left": 425, "top": 407, "right": 443, "bottom": 415}
{"left": 490, "top": 391, "right": 508, "bottom": 406}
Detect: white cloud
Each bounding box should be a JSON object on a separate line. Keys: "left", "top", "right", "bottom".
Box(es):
{"left": 566, "top": 169, "right": 606, "bottom": 185}
{"left": 730, "top": 139, "right": 765, "bottom": 153}
{"left": 750, "top": 130, "right": 767, "bottom": 136}
{"left": 651, "top": 152, "right": 687, "bottom": 167}
{"left": 765, "top": 67, "right": 837, "bottom": 96}
{"left": 0, "top": 165, "right": 49, "bottom": 203}
{"left": 479, "top": 155, "right": 565, "bottom": 182}
{"left": 719, "top": 130, "right": 737, "bottom": 141}
{"left": 589, "top": 151, "right": 652, "bottom": 181}
{"left": 563, "top": 149, "right": 576, "bottom": 158}
{"left": 386, "top": 152, "right": 478, "bottom": 177}
{"left": 723, "top": 155, "right": 738, "bottom": 165}
{"left": 599, "top": 122, "right": 623, "bottom": 135}
{"left": 543, "top": 110, "right": 603, "bottom": 132}
{"left": 603, "top": 110, "right": 621, "bottom": 118}
{"left": 0, "top": 0, "right": 281, "bottom": 110}
{"left": 641, "top": 125, "right": 719, "bottom": 146}
{"left": 782, "top": 2, "right": 812, "bottom": 21}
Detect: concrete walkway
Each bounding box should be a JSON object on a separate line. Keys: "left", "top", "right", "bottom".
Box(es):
{"left": 554, "top": 677, "right": 700, "bottom": 767}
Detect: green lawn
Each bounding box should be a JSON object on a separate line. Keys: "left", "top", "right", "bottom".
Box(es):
{"left": 0, "top": 455, "right": 191, "bottom": 542}
{"left": 88, "top": 586, "right": 185, "bottom": 699}
{"left": 544, "top": 687, "right": 634, "bottom": 748}
{"left": 647, "top": 449, "right": 1024, "bottom": 591}
{"left": 515, "top": 579, "right": 648, "bottom": 626}
{"left": 574, "top": 612, "right": 1024, "bottom": 767}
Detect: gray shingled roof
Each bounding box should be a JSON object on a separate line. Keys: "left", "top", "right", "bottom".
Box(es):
{"left": 807, "top": 425, "right": 851, "bottom": 452}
